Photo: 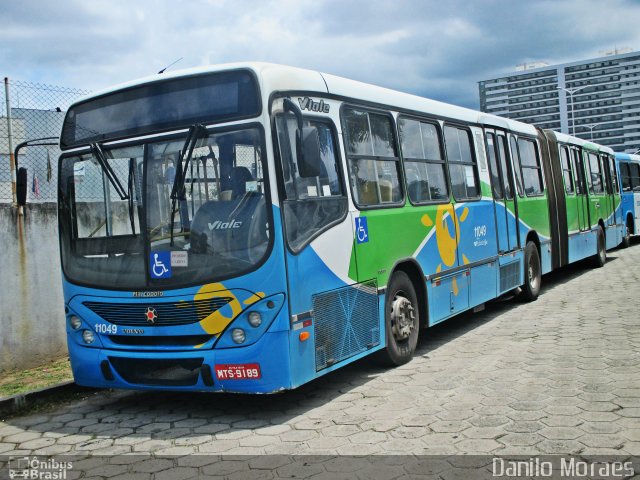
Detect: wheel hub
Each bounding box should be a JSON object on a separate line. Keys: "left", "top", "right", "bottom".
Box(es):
{"left": 391, "top": 295, "right": 415, "bottom": 341}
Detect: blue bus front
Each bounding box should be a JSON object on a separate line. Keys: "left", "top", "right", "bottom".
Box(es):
{"left": 616, "top": 152, "right": 640, "bottom": 241}
{"left": 58, "top": 69, "right": 293, "bottom": 393}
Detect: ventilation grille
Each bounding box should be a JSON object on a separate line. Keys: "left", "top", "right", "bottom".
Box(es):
{"left": 500, "top": 261, "right": 521, "bottom": 293}
{"left": 83, "top": 297, "right": 232, "bottom": 326}
{"left": 313, "top": 280, "right": 379, "bottom": 372}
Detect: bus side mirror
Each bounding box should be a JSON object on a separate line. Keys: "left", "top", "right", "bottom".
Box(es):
{"left": 16, "top": 167, "right": 28, "bottom": 206}
{"left": 297, "top": 127, "right": 321, "bottom": 178}
{"left": 282, "top": 98, "right": 322, "bottom": 178}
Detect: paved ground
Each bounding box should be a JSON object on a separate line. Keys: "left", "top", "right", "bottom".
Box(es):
{"left": 0, "top": 243, "right": 639, "bottom": 467}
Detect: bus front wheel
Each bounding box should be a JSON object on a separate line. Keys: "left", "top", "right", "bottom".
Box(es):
{"left": 520, "top": 241, "right": 541, "bottom": 302}
{"left": 379, "top": 271, "right": 419, "bottom": 366}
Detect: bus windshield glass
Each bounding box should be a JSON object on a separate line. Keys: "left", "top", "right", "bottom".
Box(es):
{"left": 61, "top": 70, "right": 260, "bottom": 149}
{"left": 58, "top": 126, "right": 270, "bottom": 289}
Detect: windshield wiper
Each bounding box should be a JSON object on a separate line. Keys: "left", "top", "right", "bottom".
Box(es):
{"left": 127, "top": 157, "right": 136, "bottom": 235}
{"left": 171, "top": 124, "right": 206, "bottom": 202}
{"left": 90, "top": 142, "right": 129, "bottom": 200}
{"left": 170, "top": 124, "right": 206, "bottom": 245}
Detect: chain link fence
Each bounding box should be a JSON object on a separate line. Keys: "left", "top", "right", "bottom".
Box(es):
{"left": 1, "top": 79, "right": 90, "bottom": 203}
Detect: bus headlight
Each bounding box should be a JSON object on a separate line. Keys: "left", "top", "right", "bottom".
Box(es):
{"left": 82, "top": 330, "right": 95, "bottom": 344}
{"left": 214, "top": 293, "right": 285, "bottom": 349}
{"left": 69, "top": 315, "right": 82, "bottom": 330}
{"left": 231, "top": 328, "right": 246, "bottom": 344}
{"left": 248, "top": 311, "right": 262, "bottom": 328}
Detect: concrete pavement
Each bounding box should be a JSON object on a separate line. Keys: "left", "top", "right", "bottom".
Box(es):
{"left": 0, "top": 243, "right": 639, "bottom": 474}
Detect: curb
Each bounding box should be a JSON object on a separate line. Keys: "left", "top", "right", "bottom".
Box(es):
{"left": 0, "top": 381, "right": 94, "bottom": 417}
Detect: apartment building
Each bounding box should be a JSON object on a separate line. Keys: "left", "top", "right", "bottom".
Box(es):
{"left": 479, "top": 49, "right": 640, "bottom": 153}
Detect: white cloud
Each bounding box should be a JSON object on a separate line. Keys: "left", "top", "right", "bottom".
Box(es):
{"left": 1, "top": 0, "right": 640, "bottom": 109}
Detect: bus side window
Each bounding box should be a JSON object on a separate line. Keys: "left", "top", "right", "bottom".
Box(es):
{"left": 485, "top": 132, "right": 503, "bottom": 199}
{"left": 601, "top": 155, "right": 613, "bottom": 195}
{"left": 620, "top": 162, "right": 631, "bottom": 192}
{"left": 343, "top": 107, "right": 403, "bottom": 207}
{"left": 398, "top": 117, "right": 448, "bottom": 203}
{"left": 571, "top": 149, "right": 584, "bottom": 195}
{"left": 609, "top": 158, "right": 619, "bottom": 194}
{"left": 630, "top": 163, "right": 640, "bottom": 191}
{"left": 517, "top": 138, "right": 544, "bottom": 196}
{"left": 587, "top": 153, "right": 603, "bottom": 194}
{"left": 443, "top": 125, "right": 480, "bottom": 201}
{"left": 560, "top": 146, "right": 574, "bottom": 195}
{"left": 509, "top": 136, "right": 524, "bottom": 197}
{"left": 275, "top": 114, "right": 347, "bottom": 252}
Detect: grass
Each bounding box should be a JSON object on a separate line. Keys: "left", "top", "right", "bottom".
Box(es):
{"left": 0, "top": 357, "right": 73, "bottom": 399}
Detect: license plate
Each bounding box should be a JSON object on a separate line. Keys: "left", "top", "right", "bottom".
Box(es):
{"left": 215, "top": 363, "right": 261, "bottom": 380}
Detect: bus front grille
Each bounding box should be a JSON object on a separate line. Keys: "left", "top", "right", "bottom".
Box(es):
{"left": 83, "top": 297, "right": 232, "bottom": 326}
{"left": 108, "top": 334, "right": 214, "bottom": 347}
{"left": 313, "top": 280, "right": 379, "bottom": 372}
{"left": 108, "top": 357, "right": 203, "bottom": 386}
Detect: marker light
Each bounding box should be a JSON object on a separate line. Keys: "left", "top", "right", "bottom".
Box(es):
{"left": 231, "top": 328, "right": 246, "bottom": 344}
{"left": 248, "top": 311, "right": 262, "bottom": 328}
{"left": 82, "top": 330, "right": 95, "bottom": 344}
{"left": 69, "top": 316, "right": 82, "bottom": 330}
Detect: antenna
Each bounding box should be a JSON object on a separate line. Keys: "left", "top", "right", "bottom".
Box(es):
{"left": 158, "top": 57, "right": 183, "bottom": 74}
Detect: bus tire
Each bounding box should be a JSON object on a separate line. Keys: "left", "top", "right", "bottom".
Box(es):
{"left": 621, "top": 220, "right": 631, "bottom": 249}
{"left": 379, "top": 271, "right": 419, "bottom": 366}
{"left": 591, "top": 227, "right": 606, "bottom": 268}
{"left": 520, "top": 241, "right": 541, "bottom": 302}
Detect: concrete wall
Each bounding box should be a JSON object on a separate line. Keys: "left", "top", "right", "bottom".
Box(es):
{"left": 0, "top": 203, "right": 67, "bottom": 373}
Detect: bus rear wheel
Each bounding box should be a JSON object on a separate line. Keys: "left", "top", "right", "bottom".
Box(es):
{"left": 520, "top": 241, "right": 541, "bottom": 302}
{"left": 621, "top": 221, "right": 631, "bottom": 249}
{"left": 379, "top": 271, "right": 419, "bottom": 366}
{"left": 591, "top": 227, "right": 606, "bottom": 268}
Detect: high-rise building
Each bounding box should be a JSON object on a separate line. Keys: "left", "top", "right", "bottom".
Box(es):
{"left": 479, "top": 48, "right": 640, "bottom": 153}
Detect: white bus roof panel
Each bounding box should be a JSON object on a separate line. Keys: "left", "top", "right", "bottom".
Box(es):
{"left": 73, "top": 62, "right": 538, "bottom": 138}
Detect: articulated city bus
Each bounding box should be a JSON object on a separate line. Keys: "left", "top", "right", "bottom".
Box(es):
{"left": 615, "top": 152, "right": 640, "bottom": 247}
{"left": 53, "top": 63, "right": 623, "bottom": 393}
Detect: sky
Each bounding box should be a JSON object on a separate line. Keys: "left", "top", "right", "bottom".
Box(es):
{"left": 2, "top": 0, "right": 640, "bottom": 110}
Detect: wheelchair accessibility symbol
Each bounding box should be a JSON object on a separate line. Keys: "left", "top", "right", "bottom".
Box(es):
{"left": 355, "top": 216, "right": 369, "bottom": 244}
{"left": 150, "top": 251, "right": 172, "bottom": 279}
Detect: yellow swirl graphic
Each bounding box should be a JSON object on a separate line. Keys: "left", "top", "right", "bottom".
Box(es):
{"left": 196, "top": 283, "right": 263, "bottom": 335}
{"left": 429, "top": 205, "right": 470, "bottom": 298}
{"left": 435, "top": 204, "right": 459, "bottom": 268}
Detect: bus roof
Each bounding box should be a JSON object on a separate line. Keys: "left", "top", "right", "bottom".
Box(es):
{"left": 550, "top": 131, "right": 614, "bottom": 154}
{"left": 70, "top": 62, "right": 539, "bottom": 137}
{"left": 615, "top": 152, "right": 640, "bottom": 162}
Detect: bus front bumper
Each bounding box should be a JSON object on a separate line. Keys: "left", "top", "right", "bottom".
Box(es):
{"left": 68, "top": 330, "right": 291, "bottom": 394}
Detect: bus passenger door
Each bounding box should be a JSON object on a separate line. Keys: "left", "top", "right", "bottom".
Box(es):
{"left": 485, "top": 129, "right": 518, "bottom": 253}
{"left": 571, "top": 149, "right": 590, "bottom": 231}
{"left": 586, "top": 151, "right": 604, "bottom": 229}
{"left": 602, "top": 155, "right": 620, "bottom": 246}
{"left": 498, "top": 132, "right": 519, "bottom": 251}
{"left": 608, "top": 156, "right": 622, "bottom": 227}
{"left": 602, "top": 155, "right": 615, "bottom": 225}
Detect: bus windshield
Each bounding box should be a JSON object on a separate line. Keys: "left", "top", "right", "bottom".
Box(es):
{"left": 58, "top": 126, "right": 270, "bottom": 289}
